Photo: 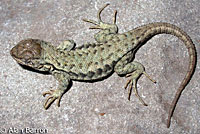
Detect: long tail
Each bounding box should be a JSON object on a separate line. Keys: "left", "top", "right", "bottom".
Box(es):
{"left": 134, "top": 22, "right": 196, "bottom": 127}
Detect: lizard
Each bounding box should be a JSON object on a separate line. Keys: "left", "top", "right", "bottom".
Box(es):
{"left": 10, "top": 4, "right": 196, "bottom": 128}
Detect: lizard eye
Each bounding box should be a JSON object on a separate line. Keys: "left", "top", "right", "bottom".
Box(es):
{"left": 24, "top": 59, "right": 32, "bottom": 65}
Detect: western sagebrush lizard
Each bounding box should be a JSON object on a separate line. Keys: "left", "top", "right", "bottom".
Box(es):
{"left": 10, "top": 4, "right": 197, "bottom": 128}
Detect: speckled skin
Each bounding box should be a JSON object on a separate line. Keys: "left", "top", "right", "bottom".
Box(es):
{"left": 10, "top": 4, "right": 196, "bottom": 128}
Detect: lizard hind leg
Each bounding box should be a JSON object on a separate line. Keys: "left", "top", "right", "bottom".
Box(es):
{"left": 82, "top": 4, "right": 118, "bottom": 43}
{"left": 82, "top": 4, "right": 117, "bottom": 29}
{"left": 114, "top": 61, "right": 156, "bottom": 106}
{"left": 125, "top": 70, "right": 156, "bottom": 106}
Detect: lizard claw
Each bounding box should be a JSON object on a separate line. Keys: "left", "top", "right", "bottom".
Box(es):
{"left": 125, "top": 78, "right": 148, "bottom": 106}
{"left": 42, "top": 89, "right": 64, "bottom": 109}
{"left": 82, "top": 4, "right": 109, "bottom": 25}
{"left": 82, "top": 19, "right": 102, "bottom": 29}
{"left": 82, "top": 3, "right": 118, "bottom": 30}
{"left": 124, "top": 71, "right": 156, "bottom": 106}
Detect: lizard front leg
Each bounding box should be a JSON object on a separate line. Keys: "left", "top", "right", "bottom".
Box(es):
{"left": 42, "top": 71, "right": 71, "bottom": 109}
{"left": 57, "top": 40, "right": 76, "bottom": 51}
{"left": 114, "top": 60, "right": 156, "bottom": 106}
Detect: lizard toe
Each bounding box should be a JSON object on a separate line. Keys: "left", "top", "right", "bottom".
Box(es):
{"left": 43, "top": 89, "right": 64, "bottom": 109}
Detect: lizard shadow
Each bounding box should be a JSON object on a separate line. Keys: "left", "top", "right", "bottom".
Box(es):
{"left": 19, "top": 64, "right": 111, "bottom": 83}
{"left": 19, "top": 64, "right": 50, "bottom": 75}
{"left": 19, "top": 64, "right": 72, "bottom": 90}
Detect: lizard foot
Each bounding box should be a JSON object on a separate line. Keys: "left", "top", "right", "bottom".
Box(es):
{"left": 42, "top": 89, "right": 64, "bottom": 109}
{"left": 124, "top": 71, "right": 156, "bottom": 106}
{"left": 82, "top": 3, "right": 117, "bottom": 30}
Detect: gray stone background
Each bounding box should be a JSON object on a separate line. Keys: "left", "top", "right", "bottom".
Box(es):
{"left": 0, "top": 0, "right": 200, "bottom": 133}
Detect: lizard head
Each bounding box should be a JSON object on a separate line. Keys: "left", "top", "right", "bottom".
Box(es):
{"left": 10, "top": 39, "right": 44, "bottom": 70}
